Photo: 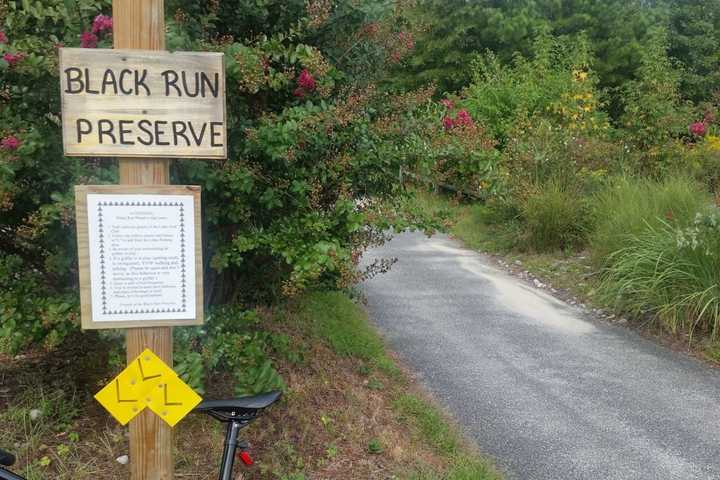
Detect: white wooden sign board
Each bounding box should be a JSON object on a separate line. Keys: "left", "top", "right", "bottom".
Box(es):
{"left": 60, "top": 48, "right": 226, "bottom": 159}
{"left": 75, "top": 185, "right": 203, "bottom": 329}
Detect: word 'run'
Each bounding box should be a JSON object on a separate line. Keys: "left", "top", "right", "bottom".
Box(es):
{"left": 63, "top": 68, "right": 220, "bottom": 98}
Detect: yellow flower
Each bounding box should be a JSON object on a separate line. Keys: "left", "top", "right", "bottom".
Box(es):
{"left": 574, "top": 70, "right": 588, "bottom": 82}
{"left": 706, "top": 135, "right": 720, "bottom": 151}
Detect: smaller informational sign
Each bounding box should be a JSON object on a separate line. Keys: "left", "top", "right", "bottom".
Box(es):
{"left": 75, "top": 185, "right": 203, "bottom": 329}
{"left": 95, "top": 348, "right": 203, "bottom": 427}
{"left": 60, "top": 48, "right": 226, "bottom": 159}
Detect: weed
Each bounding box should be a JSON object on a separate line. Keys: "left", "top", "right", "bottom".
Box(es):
{"left": 324, "top": 444, "right": 338, "bottom": 459}
{"left": 368, "top": 438, "right": 384, "bottom": 454}
{"left": 366, "top": 377, "right": 385, "bottom": 390}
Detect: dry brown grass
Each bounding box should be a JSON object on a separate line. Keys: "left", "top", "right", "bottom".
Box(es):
{"left": 1, "top": 294, "right": 496, "bottom": 479}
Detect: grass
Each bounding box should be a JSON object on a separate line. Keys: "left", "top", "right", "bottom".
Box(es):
{"left": 395, "top": 395, "right": 500, "bottom": 480}
{"left": 293, "top": 290, "right": 501, "bottom": 479}
{"left": 590, "top": 176, "right": 719, "bottom": 338}
{"left": 598, "top": 218, "right": 720, "bottom": 339}
{"left": 296, "top": 290, "right": 399, "bottom": 376}
{"left": 1, "top": 291, "right": 501, "bottom": 479}
{"left": 411, "top": 191, "right": 519, "bottom": 253}
{"left": 521, "top": 180, "right": 590, "bottom": 252}
{"left": 590, "top": 176, "right": 708, "bottom": 267}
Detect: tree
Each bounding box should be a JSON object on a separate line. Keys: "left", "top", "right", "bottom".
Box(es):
{"left": 668, "top": 0, "right": 720, "bottom": 103}
{"left": 392, "top": 0, "right": 662, "bottom": 101}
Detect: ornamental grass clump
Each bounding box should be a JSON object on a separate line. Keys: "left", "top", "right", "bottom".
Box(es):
{"left": 520, "top": 179, "right": 590, "bottom": 252}
{"left": 599, "top": 208, "right": 720, "bottom": 339}
{"left": 590, "top": 176, "right": 708, "bottom": 267}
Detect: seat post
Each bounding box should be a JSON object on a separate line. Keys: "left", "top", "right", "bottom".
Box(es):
{"left": 218, "top": 418, "right": 242, "bottom": 480}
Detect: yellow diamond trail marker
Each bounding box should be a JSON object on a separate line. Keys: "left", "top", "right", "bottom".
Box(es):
{"left": 95, "top": 348, "right": 202, "bottom": 427}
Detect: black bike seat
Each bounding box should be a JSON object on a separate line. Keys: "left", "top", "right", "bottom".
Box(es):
{"left": 194, "top": 391, "right": 282, "bottom": 416}
{"left": 0, "top": 448, "right": 15, "bottom": 467}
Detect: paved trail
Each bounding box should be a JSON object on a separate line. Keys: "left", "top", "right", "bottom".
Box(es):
{"left": 361, "top": 232, "right": 720, "bottom": 480}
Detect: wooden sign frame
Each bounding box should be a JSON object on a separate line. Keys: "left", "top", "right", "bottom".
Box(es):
{"left": 59, "top": 48, "right": 227, "bottom": 159}
{"left": 75, "top": 185, "right": 203, "bottom": 329}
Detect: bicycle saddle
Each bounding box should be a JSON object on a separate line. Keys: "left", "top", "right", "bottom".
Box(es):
{"left": 194, "top": 391, "right": 281, "bottom": 420}
{"left": 0, "top": 448, "right": 15, "bottom": 467}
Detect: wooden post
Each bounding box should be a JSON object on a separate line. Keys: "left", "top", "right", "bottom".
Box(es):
{"left": 113, "top": 1, "right": 174, "bottom": 478}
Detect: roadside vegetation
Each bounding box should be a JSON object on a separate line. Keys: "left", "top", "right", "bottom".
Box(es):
{"left": 2, "top": 0, "right": 720, "bottom": 477}
{"left": 1, "top": 291, "right": 500, "bottom": 479}
{"left": 0, "top": 1, "right": 492, "bottom": 478}
{"left": 393, "top": 1, "right": 720, "bottom": 357}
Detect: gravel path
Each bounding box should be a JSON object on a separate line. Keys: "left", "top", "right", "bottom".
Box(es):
{"left": 361, "top": 231, "right": 720, "bottom": 480}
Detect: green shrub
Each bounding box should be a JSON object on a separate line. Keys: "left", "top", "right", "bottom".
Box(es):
{"left": 684, "top": 136, "right": 720, "bottom": 198}
{"left": 174, "top": 307, "right": 297, "bottom": 396}
{"left": 520, "top": 180, "right": 590, "bottom": 252}
{"left": 462, "top": 34, "right": 609, "bottom": 145}
{"left": 599, "top": 208, "right": 720, "bottom": 338}
{"left": 590, "top": 176, "right": 709, "bottom": 266}
{"left": 0, "top": 1, "right": 437, "bottom": 351}
{"left": 619, "top": 28, "right": 693, "bottom": 156}
{"left": 405, "top": 100, "right": 502, "bottom": 200}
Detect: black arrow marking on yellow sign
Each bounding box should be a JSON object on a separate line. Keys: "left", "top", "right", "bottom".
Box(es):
{"left": 163, "top": 384, "right": 183, "bottom": 406}
{"left": 137, "top": 357, "right": 162, "bottom": 382}
{"left": 115, "top": 379, "right": 137, "bottom": 403}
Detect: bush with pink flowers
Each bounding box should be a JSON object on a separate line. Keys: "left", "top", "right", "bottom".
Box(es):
{"left": 0, "top": 0, "right": 440, "bottom": 352}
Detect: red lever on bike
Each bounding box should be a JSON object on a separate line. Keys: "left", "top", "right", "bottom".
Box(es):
{"left": 238, "top": 451, "right": 253, "bottom": 466}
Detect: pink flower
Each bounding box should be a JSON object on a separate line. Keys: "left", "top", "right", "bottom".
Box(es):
{"left": 1, "top": 135, "right": 21, "bottom": 151}
{"left": 2, "top": 52, "right": 24, "bottom": 67}
{"left": 440, "top": 99, "right": 454, "bottom": 109}
{"left": 455, "top": 109, "right": 474, "bottom": 127}
{"left": 442, "top": 116, "right": 455, "bottom": 130}
{"left": 297, "top": 69, "right": 316, "bottom": 91}
{"left": 80, "top": 31, "right": 98, "bottom": 48}
{"left": 689, "top": 121, "right": 706, "bottom": 137}
{"left": 0, "top": 31, "right": 7, "bottom": 44}
{"left": 293, "top": 87, "right": 306, "bottom": 98}
{"left": 92, "top": 15, "right": 113, "bottom": 34}
{"left": 398, "top": 31, "right": 414, "bottom": 50}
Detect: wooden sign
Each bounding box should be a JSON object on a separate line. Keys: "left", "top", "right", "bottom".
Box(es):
{"left": 60, "top": 48, "right": 226, "bottom": 159}
{"left": 75, "top": 185, "right": 203, "bottom": 329}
